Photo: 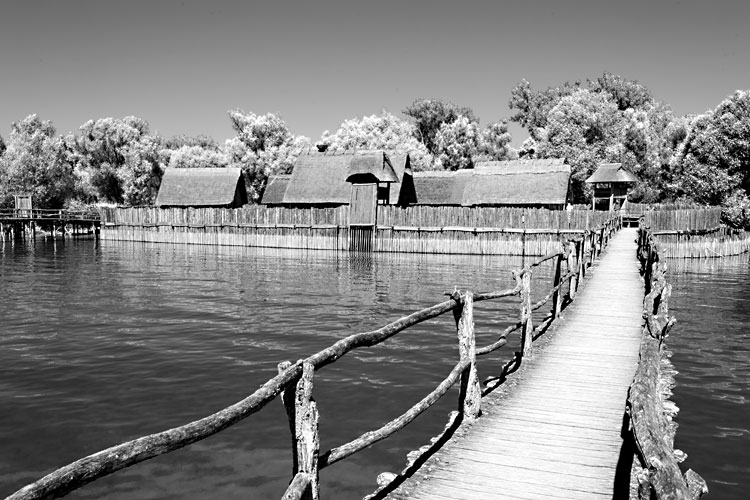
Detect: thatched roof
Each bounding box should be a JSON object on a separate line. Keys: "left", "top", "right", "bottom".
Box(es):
{"left": 412, "top": 159, "right": 571, "bottom": 206}
{"left": 260, "top": 174, "right": 290, "bottom": 205}
{"left": 386, "top": 152, "right": 414, "bottom": 204}
{"left": 412, "top": 170, "right": 473, "bottom": 205}
{"left": 585, "top": 163, "right": 638, "bottom": 184}
{"left": 155, "top": 168, "right": 246, "bottom": 207}
{"left": 346, "top": 151, "right": 398, "bottom": 182}
{"left": 265, "top": 150, "right": 410, "bottom": 205}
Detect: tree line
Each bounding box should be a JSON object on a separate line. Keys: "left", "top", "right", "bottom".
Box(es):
{"left": 1, "top": 73, "right": 748, "bottom": 227}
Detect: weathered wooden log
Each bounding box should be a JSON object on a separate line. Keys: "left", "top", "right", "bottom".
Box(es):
{"left": 278, "top": 361, "right": 299, "bottom": 473}
{"left": 518, "top": 269, "right": 533, "bottom": 357}
{"left": 281, "top": 472, "right": 312, "bottom": 500}
{"left": 319, "top": 358, "right": 469, "bottom": 468}
{"left": 293, "top": 363, "right": 319, "bottom": 500}
{"left": 567, "top": 241, "right": 578, "bottom": 298}
{"left": 453, "top": 291, "right": 481, "bottom": 419}
{"left": 552, "top": 252, "right": 563, "bottom": 319}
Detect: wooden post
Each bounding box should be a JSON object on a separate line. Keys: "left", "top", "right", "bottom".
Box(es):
{"left": 551, "top": 251, "right": 563, "bottom": 319}
{"left": 452, "top": 291, "right": 480, "bottom": 419}
{"left": 517, "top": 270, "right": 533, "bottom": 357}
{"left": 278, "top": 361, "right": 319, "bottom": 500}
{"left": 567, "top": 241, "right": 578, "bottom": 298}
{"left": 575, "top": 239, "right": 584, "bottom": 287}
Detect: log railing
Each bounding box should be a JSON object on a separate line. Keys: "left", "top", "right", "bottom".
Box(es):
{"left": 629, "top": 225, "right": 708, "bottom": 499}
{"left": 6, "top": 218, "right": 620, "bottom": 500}
{"left": 0, "top": 208, "right": 101, "bottom": 222}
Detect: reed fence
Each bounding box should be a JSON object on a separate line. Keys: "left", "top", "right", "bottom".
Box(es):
{"left": 628, "top": 228, "right": 707, "bottom": 499}
{"left": 642, "top": 208, "right": 722, "bottom": 233}
{"left": 6, "top": 223, "right": 619, "bottom": 500}
{"left": 100, "top": 206, "right": 620, "bottom": 256}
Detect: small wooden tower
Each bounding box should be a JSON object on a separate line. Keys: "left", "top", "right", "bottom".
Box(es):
{"left": 585, "top": 163, "right": 637, "bottom": 211}
{"left": 14, "top": 194, "right": 32, "bottom": 217}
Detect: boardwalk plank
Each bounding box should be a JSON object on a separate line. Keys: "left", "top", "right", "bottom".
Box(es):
{"left": 387, "top": 228, "right": 644, "bottom": 500}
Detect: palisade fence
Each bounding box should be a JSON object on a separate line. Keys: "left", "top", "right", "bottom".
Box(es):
{"left": 99, "top": 206, "right": 616, "bottom": 256}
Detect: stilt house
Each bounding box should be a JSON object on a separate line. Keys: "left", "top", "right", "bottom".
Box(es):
{"left": 585, "top": 163, "right": 638, "bottom": 211}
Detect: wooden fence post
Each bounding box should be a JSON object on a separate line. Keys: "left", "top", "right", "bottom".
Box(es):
{"left": 575, "top": 239, "right": 584, "bottom": 287}
{"left": 453, "top": 291, "right": 481, "bottom": 419}
{"left": 567, "top": 241, "right": 578, "bottom": 298}
{"left": 278, "top": 361, "right": 320, "bottom": 500}
{"left": 516, "top": 270, "right": 534, "bottom": 357}
{"left": 551, "top": 250, "right": 563, "bottom": 319}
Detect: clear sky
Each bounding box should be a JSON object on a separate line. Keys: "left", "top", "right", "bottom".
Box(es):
{"left": 1, "top": 0, "right": 748, "bottom": 146}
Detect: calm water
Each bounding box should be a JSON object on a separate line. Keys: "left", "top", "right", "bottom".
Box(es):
{"left": 1, "top": 239, "right": 548, "bottom": 499}
{"left": 668, "top": 257, "right": 750, "bottom": 499}
{"left": 1, "top": 240, "right": 747, "bottom": 499}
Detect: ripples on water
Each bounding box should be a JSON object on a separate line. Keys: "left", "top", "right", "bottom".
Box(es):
{"left": 0, "top": 239, "right": 558, "bottom": 499}
{"left": 668, "top": 257, "right": 750, "bottom": 500}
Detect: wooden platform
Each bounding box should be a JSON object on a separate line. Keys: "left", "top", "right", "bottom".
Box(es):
{"left": 389, "top": 228, "right": 644, "bottom": 500}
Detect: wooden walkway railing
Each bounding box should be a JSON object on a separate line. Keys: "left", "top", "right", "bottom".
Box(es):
{"left": 628, "top": 225, "right": 708, "bottom": 499}
{"left": 0, "top": 208, "right": 101, "bottom": 222}
{"left": 6, "top": 218, "right": 622, "bottom": 500}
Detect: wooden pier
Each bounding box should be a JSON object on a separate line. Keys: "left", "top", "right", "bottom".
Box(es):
{"left": 0, "top": 208, "right": 100, "bottom": 240}
{"left": 385, "top": 227, "right": 645, "bottom": 500}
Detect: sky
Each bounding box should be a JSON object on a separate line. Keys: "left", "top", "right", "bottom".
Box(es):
{"left": 1, "top": 0, "right": 748, "bottom": 146}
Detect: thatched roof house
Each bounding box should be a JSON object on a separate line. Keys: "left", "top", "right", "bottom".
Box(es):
{"left": 585, "top": 163, "right": 638, "bottom": 184}
{"left": 412, "top": 159, "right": 571, "bottom": 209}
{"left": 261, "top": 150, "right": 412, "bottom": 206}
{"left": 585, "top": 163, "right": 638, "bottom": 211}
{"left": 155, "top": 168, "right": 248, "bottom": 208}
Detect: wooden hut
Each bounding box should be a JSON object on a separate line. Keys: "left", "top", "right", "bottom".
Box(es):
{"left": 585, "top": 163, "right": 638, "bottom": 211}
{"left": 155, "top": 168, "right": 248, "bottom": 208}
{"left": 261, "top": 149, "right": 414, "bottom": 222}
{"left": 411, "top": 159, "right": 571, "bottom": 209}
{"left": 14, "top": 194, "right": 32, "bottom": 217}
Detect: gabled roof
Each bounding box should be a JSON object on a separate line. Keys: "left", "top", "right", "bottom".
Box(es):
{"left": 260, "top": 174, "right": 290, "bottom": 205}
{"left": 585, "top": 163, "right": 638, "bottom": 184}
{"left": 264, "top": 150, "right": 411, "bottom": 205}
{"left": 155, "top": 168, "right": 245, "bottom": 207}
{"left": 346, "top": 151, "right": 398, "bottom": 182}
{"left": 282, "top": 153, "right": 353, "bottom": 204}
{"left": 412, "top": 159, "right": 571, "bottom": 206}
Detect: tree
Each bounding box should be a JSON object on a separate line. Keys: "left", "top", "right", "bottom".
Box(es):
{"left": 0, "top": 134, "right": 6, "bottom": 156}
{"left": 588, "top": 72, "right": 654, "bottom": 111}
{"left": 226, "top": 110, "right": 311, "bottom": 202}
{"left": 162, "top": 145, "right": 229, "bottom": 169}
{"left": 0, "top": 115, "right": 75, "bottom": 208}
{"left": 402, "top": 99, "right": 477, "bottom": 155}
{"left": 317, "top": 111, "right": 435, "bottom": 170}
{"left": 508, "top": 79, "right": 581, "bottom": 139}
{"left": 476, "top": 120, "right": 517, "bottom": 162}
{"left": 66, "top": 116, "right": 163, "bottom": 205}
{"left": 433, "top": 116, "right": 481, "bottom": 170}
{"left": 536, "top": 90, "right": 624, "bottom": 202}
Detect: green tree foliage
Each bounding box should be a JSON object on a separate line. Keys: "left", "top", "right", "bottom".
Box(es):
{"left": 433, "top": 116, "right": 481, "bottom": 170}
{"left": 66, "top": 116, "right": 163, "bottom": 205}
{"left": 402, "top": 99, "right": 477, "bottom": 155}
{"left": 0, "top": 115, "right": 75, "bottom": 209}
{"left": 226, "top": 110, "right": 311, "bottom": 202}
{"left": 0, "top": 134, "right": 6, "bottom": 156}
{"left": 476, "top": 120, "right": 517, "bottom": 162}
{"left": 317, "top": 111, "right": 435, "bottom": 170}
{"left": 162, "top": 145, "right": 228, "bottom": 169}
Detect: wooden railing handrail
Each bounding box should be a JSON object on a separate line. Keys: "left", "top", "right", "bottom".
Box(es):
{"left": 6, "top": 216, "right": 621, "bottom": 500}
{"left": 629, "top": 224, "right": 708, "bottom": 499}
{"left": 0, "top": 208, "right": 101, "bottom": 221}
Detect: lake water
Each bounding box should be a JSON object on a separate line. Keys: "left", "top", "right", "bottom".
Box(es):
{"left": 0, "top": 239, "right": 547, "bottom": 499}
{"left": 1, "top": 239, "right": 747, "bottom": 499}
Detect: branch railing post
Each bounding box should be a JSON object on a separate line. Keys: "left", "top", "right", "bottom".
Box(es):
{"left": 551, "top": 250, "right": 563, "bottom": 320}
{"left": 567, "top": 241, "right": 578, "bottom": 299}
{"left": 279, "top": 362, "right": 320, "bottom": 500}
{"left": 516, "top": 270, "right": 533, "bottom": 357}
{"left": 452, "top": 291, "right": 481, "bottom": 419}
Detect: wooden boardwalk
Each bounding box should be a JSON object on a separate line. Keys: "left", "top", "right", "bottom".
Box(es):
{"left": 391, "top": 227, "right": 644, "bottom": 500}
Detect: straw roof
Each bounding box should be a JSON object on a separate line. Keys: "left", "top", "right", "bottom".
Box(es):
{"left": 346, "top": 151, "right": 398, "bottom": 183}
{"left": 259, "top": 174, "right": 290, "bottom": 205}
{"left": 585, "top": 163, "right": 638, "bottom": 184}
{"left": 412, "top": 159, "right": 571, "bottom": 206}
{"left": 412, "top": 170, "right": 473, "bottom": 205}
{"left": 266, "top": 150, "right": 411, "bottom": 205}
{"left": 155, "top": 168, "right": 247, "bottom": 207}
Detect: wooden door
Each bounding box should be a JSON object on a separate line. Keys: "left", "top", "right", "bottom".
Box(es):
{"left": 349, "top": 183, "right": 377, "bottom": 226}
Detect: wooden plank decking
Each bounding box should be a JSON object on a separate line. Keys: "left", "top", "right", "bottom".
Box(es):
{"left": 390, "top": 227, "right": 644, "bottom": 500}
